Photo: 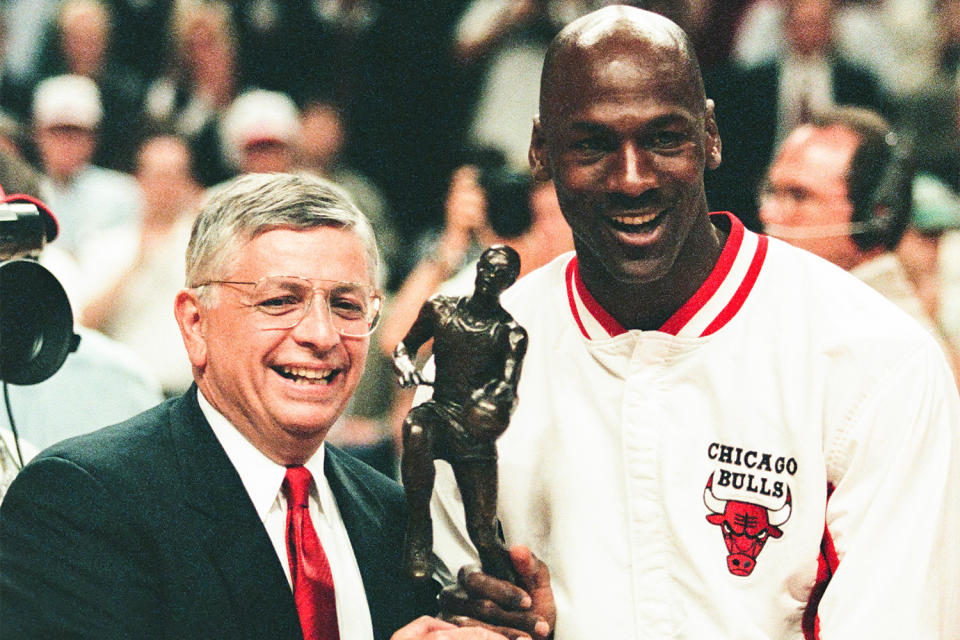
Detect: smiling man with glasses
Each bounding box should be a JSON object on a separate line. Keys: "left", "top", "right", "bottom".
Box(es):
{"left": 196, "top": 276, "right": 382, "bottom": 337}
{"left": 0, "top": 172, "right": 539, "bottom": 640}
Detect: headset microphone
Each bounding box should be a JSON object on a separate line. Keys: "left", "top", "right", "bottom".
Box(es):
{"left": 763, "top": 220, "right": 883, "bottom": 239}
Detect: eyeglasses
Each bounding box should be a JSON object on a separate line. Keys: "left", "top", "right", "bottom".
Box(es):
{"left": 757, "top": 181, "right": 847, "bottom": 210}
{"left": 197, "top": 276, "right": 382, "bottom": 337}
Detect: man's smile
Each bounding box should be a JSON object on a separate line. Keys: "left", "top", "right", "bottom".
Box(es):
{"left": 273, "top": 365, "right": 340, "bottom": 385}
{"left": 609, "top": 209, "right": 663, "bottom": 231}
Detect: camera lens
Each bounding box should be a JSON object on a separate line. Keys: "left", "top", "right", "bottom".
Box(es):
{"left": 0, "top": 259, "right": 75, "bottom": 385}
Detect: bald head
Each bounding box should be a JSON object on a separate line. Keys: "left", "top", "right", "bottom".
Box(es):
{"left": 527, "top": 3, "right": 722, "bottom": 298}
{"left": 539, "top": 6, "right": 703, "bottom": 127}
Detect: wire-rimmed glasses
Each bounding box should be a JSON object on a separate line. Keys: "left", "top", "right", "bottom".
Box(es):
{"left": 197, "top": 275, "right": 382, "bottom": 337}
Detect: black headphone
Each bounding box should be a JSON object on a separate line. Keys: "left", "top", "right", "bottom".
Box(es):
{"left": 847, "top": 129, "right": 915, "bottom": 252}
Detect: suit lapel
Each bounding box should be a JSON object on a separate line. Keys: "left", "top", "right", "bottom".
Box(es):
{"left": 167, "top": 387, "right": 302, "bottom": 639}
{"left": 325, "top": 446, "right": 389, "bottom": 590}
{"left": 325, "top": 447, "right": 439, "bottom": 639}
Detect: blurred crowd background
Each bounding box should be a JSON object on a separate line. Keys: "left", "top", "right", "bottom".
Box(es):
{"left": 3, "top": 0, "right": 960, "bottom": 476}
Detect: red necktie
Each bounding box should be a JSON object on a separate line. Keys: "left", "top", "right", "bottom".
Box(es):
{"left": 284, "top": 466, "right": 340, "bottom": 640}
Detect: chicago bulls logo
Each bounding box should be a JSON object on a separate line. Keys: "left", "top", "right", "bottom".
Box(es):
{"left": 703, "top": 472, "right": 791, "bottom": 576}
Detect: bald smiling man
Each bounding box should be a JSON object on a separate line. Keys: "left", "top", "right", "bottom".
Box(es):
{"left": 423, "top": 6, "right": 960, "bottom": 639}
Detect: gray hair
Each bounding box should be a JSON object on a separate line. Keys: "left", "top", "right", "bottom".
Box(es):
{"left": 186, "top": 172, "right": 382, "bottom": 302}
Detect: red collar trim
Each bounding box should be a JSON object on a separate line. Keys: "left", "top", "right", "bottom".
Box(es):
{"left": 566, "top": 257, "right": 627, "bottom": 337}
{"left": 565, "top": 213, "right": 767, "bottom": 339}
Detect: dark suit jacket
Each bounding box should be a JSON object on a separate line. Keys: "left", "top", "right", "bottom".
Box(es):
{"left": 0, "top": 386, "right": 436, "bottom": 639}
{"left": 703, "top": 55, "right": 888, "bottom": 231}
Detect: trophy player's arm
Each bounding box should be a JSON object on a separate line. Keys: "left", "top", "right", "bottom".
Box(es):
{"left": 394, "top": 298, "right": 442, "bottom": 387}
{"left": 501, "top": 325, "right": 528, "bottom": 393}
{"left": 464, "top": 324, "right": 528, "bottom": 439}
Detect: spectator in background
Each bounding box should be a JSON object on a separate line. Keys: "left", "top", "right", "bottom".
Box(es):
{"left": 34, "top": 0, "right": 145, "bottom": 171}
{"left": 704, "top": 0, "right": 888, "bottom": 231}
{"left": 144, "top": 0, "right": 242, "bottom": 187}
{"left": 429, "top": 163, "right": 573, "bottom": 295}
{"left": 759, "top": 105, "right": 960, "bottom": 384}
{"left": 0, "top": 110, "right": 85, "bottom": 307}
{"left": 218, "top": 88, "right": 299, "bottom": 176}
{"left": 30, "top": 73, "right": 142, "bottom": 308}
{"left": 218, "top": 91, "right": 402, "bottom": 274}
{"left": 889, "top": 1, "right": 960, "bottom": 338}
{"left": 0, "top": 0, "right": 60, "bottom": 88}
{"left": 833, "top": 0, "right": 937, "bottom": 97}
{"left": 80, "top": 133, "right": 202, "bottom": 396}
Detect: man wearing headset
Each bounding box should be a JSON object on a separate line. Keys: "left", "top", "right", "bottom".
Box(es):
{"left": 760, "top": 105, "right": 960, "bottom": 383}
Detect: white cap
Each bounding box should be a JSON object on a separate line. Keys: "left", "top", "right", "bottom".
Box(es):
{"left": 220, "top": 89, "right": 300, "bottom": 168}
{"left": 32, "top": 74, "right": 103, "bottom": 130}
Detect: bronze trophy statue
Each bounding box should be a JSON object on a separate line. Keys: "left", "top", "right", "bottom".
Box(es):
{"left": 392, "top": 245, "right": 527, "bottom": 584}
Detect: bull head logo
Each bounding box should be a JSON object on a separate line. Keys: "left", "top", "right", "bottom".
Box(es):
{"left": 703, "top": 472, "right": 791, "bottom": 576}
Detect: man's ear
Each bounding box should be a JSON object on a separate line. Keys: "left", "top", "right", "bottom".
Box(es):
{"left": 175, "top": 288, "right": 207, "bottom": 370}
{"left": 529, "top": 117, "right": 552, "bottom": 182}
{"left": 704, "top": 99, "right": 722, "bottom": 171}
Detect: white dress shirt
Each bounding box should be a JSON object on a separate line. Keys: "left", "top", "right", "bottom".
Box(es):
{"left": 199, "top": 392, "right": 374, "bottom": 640}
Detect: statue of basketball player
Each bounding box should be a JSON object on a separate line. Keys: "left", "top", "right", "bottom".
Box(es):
{"left": 393, "top": 245, "right": 528, "bottom": 583}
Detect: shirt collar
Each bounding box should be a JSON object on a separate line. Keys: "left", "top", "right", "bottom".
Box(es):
{"left": 197, "top": 390, "right": 327, "bottom": 523}
{"left": 566, "top": 212, "right": 768, "bottom": 339}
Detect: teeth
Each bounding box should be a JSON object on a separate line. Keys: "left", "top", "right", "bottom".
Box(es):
{"left": 613, "top": 212, "right": 659, "bottom": 225}
{"left": 281, "top": 366, "right": 333, "bottom": 382}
